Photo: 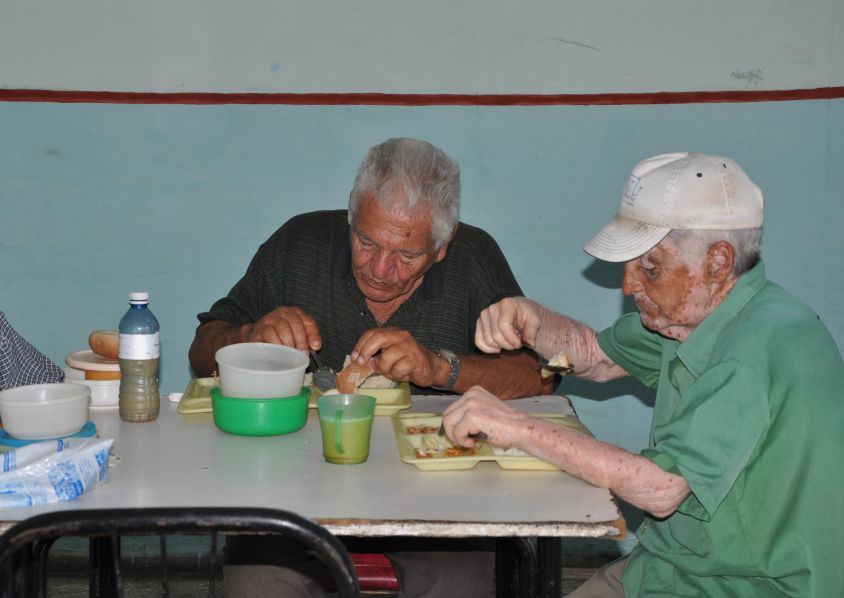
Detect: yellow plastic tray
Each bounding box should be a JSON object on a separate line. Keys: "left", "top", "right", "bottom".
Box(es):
{"left": 308, "top": 382, "right": 411, "bottom": 416}
{"left": 177, "top": 377, "right": 217, "bottom": 413}
{"left": 392, "top": 412, "right": 590, "bottom": 471}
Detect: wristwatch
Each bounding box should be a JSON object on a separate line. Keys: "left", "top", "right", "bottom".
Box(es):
{"left": 433, "top": 348, "right": 461, "bottom": 391}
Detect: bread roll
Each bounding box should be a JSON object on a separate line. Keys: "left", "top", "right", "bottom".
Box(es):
{"left": 88, "top": 329, "right": 119, "bottom": 359}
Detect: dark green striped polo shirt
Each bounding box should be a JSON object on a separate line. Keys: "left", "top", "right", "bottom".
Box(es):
{"left": 198, "top": 210, "right": 523, "bottom": 392}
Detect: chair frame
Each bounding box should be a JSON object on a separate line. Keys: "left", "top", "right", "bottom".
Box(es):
{"left": 0, "top": 507, "right": 360, "bottom": 598}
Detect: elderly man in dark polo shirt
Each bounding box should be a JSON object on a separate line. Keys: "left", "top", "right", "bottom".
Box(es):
{"left": 189, "top": 138, "right": 548, "bottom": 399}
{"left": 189, "top": 137, "right": 551, "bottom": 598}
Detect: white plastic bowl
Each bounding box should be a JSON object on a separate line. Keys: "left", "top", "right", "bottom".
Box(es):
{"left": 63, "top": 369, "right": 119, "bottom": 408}
{"left": 215, "top": 342, "right": 309, "bottom": 399}
{"left": 0, "top": 382, "right": 90, "bottom": 440}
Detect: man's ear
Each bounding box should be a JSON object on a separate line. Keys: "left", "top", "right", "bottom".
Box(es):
{"left": 434, "top": 225, "right": 457, "bottom": 263}
{"left": 706, "top": 241, "right": 735, "bottom": 282}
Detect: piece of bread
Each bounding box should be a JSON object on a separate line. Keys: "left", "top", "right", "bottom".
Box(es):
{"left": 88, "top": 329, "right": 119, "bottom": 360}
{"left": 541, "top": 351, "right": 570, "bottom": 378}
{"left": 335, "top": 360, "right": 377, "bottom": 394}
{"left": 334, "top": 355, "right": 398, "bottom": 392}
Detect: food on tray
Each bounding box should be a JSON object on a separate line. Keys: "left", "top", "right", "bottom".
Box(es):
{"left": 491, "top": 446, "right": 530, "bottom": 457}
{"left": 335, "top": 355, "right": 399, "bottom": 394}
{"left": 88, "top": 329, "right": 119, "bottom": 360}
{"left": 411, "top": 429, "right": 478, "bottom": 459}
{"left": 414, "top": 435, "right": 477, "bottom": 459}
{"left": 406, "top": 424, "right": 440, "bottom": 435}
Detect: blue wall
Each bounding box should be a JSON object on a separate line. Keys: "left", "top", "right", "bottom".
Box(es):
{"left": 2, "top": 99, "right": 842, "bottom": 456}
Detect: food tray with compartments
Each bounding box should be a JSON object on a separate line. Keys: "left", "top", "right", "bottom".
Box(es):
{"left": 308, "top": 382, "right": 411, "bottom": 416}
{"left": 392, "top": 412, "right": 591, "bottom": 471}
{"left": 177, "top": 377, "right": 217, "bottom": 413}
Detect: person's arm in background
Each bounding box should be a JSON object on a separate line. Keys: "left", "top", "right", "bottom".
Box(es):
{"left": 0, "top": 311, "right": 65, "bottom": 390}
{"left": 449, "top": 349, "right": 553, "bottom": 399}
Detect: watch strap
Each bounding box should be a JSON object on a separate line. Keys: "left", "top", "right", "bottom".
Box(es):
{"left": 434, "top": 349, "right": 461, "bottom": 391}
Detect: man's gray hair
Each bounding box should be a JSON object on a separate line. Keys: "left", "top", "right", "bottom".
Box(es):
{"left": 668, "top": 228, "right": 763, "bottom": 276}
{"left": 349, "top": 138, "right": 460, "bottom": 249}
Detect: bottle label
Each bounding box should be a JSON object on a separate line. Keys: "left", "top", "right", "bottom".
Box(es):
{"left": 119, "top": 332, "right": 160, "bottom": 359}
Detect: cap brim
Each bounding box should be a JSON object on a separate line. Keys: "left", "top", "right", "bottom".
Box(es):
{"left": 583, "top": 215, "right": 671, "bottom": 262}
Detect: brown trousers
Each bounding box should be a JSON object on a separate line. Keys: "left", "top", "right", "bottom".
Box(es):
{"left": 565, "top": 555, "right": 627, "bottom": 598}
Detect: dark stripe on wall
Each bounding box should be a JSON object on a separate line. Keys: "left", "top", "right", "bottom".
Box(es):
{"left": 1, "top": 87, "right": 842, "bottom": 106}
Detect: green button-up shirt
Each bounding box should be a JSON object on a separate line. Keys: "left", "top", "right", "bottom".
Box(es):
{"left": 598, "top": 262, "right": 844, "bottom": 596}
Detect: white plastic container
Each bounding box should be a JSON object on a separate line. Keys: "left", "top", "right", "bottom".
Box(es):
{"left": 64, "top": 369, "right": 119, "bottom": 408}
{"left": 215, "top": 342, "right": 308, "bottom": 399}
{"left": 0, "top": 383, "right": 90, "bottom": 440}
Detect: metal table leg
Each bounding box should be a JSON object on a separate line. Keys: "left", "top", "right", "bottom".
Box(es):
{"left": 536, "top": 538, "right": 561, "bottom": 598}
{"left": 89, "top": 535, "right": 120, "bottom": 598}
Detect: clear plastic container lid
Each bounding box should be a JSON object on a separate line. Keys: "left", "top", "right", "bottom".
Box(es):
{"left": 129, "top": 291, "right": 149, "bottom": 304}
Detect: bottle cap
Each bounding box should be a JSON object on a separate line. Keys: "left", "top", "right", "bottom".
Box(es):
{"left": 129, "top": 291, "right": 150, "bottom": 304}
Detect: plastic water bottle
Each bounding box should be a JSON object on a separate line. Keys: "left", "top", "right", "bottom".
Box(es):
{"left": 118, "top": 291, "right": 160, "bottom": 422}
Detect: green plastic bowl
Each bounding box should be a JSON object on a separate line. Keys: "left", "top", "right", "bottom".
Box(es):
{"left": 211, "top": 387, "right": 309, "bottom": 436}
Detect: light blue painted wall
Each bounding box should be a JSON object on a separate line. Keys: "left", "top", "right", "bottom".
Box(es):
{"left": 2, "top": 99, "right": 842, "bottom": 463}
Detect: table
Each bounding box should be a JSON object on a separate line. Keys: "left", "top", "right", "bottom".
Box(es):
{"left": 0, "top": 394, "right": 626, "bottom": 597}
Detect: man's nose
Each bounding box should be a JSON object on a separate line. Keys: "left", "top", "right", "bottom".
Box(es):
{"left": 622, "top": 261, "right": 642, "bottom": 296}
{"left": 370, "top": 250, "right": 395, "bottom": 278}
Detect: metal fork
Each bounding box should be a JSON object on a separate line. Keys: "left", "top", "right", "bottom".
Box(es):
{"left": 437, "top": 420, "right": 487, "bottom": 441}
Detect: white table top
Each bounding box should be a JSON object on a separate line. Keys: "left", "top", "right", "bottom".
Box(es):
{"left": 0, "top": 394, "right": 625, "bottom": 540}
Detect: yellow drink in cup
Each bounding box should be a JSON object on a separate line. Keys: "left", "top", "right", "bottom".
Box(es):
{"left": 317, "top": 394, "right": 376, "bottom": 464}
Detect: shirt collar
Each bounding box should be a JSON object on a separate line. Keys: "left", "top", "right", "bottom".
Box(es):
{"left": 332, "top": 224, "right": 446, "bottom": 300}
{"left": 675, "top": 260, "right": 768, "bottom": 375}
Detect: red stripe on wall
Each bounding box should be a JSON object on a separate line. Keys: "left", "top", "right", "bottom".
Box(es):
{"left": 1, "top": 87, "right": 842, "bottom": 106}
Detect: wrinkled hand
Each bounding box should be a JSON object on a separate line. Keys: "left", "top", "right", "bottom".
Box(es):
{"left": 244, "top": 306, "right": 321, "bottom": 351}
{"left": 475, "top": 297, "right": 542, "bottom": 353}
{"left": 443, "top": 386, "right": 531, "bottom": 449}
{"left": 350, "top": 327, "right": 442, "bottom": 388}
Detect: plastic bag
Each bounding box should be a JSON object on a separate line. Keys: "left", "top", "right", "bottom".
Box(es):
{"left": 0, "top": 437, "right": 114, "bottom": 507}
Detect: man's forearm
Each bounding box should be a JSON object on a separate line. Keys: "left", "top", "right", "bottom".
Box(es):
{"left": 533, "top": 310, "right": 628, "bottom": 382}
{"left": 453, "top": 350, "right": 553, "bottom": 400}
{"left": 188, "top": 321, "right": 248, "bottom": 377}
{"left": 518, "top": 418, "right": 690, "bottom": 518}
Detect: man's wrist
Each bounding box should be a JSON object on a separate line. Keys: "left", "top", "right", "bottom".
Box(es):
{"left": 432, "top": 348, "right": 460, "bottom": 391}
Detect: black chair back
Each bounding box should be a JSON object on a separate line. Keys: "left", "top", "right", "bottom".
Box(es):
{"left": 0, "top": 506, "right": 361, "bottom": 597}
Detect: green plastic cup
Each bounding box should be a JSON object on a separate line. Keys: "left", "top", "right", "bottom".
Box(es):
{"left": 317, "top": 394, "right": 376, "bottom": 464}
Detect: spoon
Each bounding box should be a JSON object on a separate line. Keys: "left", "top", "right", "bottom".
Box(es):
{"left": 309, "top": 350, "right": 337, "bottom": 392}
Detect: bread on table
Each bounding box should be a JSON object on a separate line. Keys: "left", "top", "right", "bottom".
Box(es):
{"left": 88, "top": 329, "right": 119, "bottom": 360}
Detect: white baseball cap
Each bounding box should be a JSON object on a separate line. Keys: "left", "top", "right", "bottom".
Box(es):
{"left": 584, "top": 152, "right": 764, "bottom": 262}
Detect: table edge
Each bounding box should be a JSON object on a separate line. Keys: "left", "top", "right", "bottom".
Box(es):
{"left": 318, "top": 516, "right": 628, "bottom": 540}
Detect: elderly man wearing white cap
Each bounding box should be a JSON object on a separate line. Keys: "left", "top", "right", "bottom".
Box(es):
{"left": 443, "top": 153, "right": 844, "bottom": 597}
